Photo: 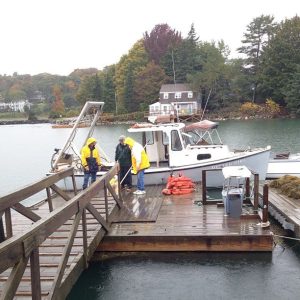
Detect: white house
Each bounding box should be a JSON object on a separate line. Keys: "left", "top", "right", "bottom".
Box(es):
{"left": 149, "top": 83, "right": 200, "bottom": 116}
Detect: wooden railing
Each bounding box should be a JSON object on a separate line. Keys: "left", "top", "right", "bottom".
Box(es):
{"left": 0, "top": 164, "right": 122, "bottom": 300}
{"left": 201, "top": 168, "right": 269, "bottom": 223}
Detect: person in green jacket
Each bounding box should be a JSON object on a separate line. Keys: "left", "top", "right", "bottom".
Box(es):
{"left": 81, "top": 137, "right": 101, "bottom": 190}
{"left": 115, "top": 135, "right": 132, "bottom": 190}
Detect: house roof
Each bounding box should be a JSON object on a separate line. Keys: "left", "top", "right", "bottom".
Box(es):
{"left": 160, "top": 83, "right": 192, "bottom": 93}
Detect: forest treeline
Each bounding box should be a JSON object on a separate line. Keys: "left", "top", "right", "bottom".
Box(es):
{"left": 0, "top": 15, "right": 300, "bottom": 118}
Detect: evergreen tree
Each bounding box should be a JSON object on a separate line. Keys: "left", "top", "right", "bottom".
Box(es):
{"left": 237, "top": 15, "right": 277, "bottom": 102}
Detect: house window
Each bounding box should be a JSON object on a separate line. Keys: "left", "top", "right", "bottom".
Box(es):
{"left": 188, "top": 92, "right": 193, "bottom": 98}
{"left": 175, "top": 92, "right": 181, "bottom": 99}
{"left": 163, "top": 93, "right": 169, "bottom": 99}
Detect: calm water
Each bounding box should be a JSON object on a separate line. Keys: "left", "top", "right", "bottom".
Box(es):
{"left": 1, "top": 118, "right": 300, "bottom": 299}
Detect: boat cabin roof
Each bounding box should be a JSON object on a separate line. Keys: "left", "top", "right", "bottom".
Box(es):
{"left": 185, "top": 120, "right": 218, "bottom": 131}
{"left": 128, "top": 122, "right": 185, "bottom": 133}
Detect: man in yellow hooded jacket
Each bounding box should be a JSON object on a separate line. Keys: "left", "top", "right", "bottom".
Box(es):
{"left": 124, "top": 137, "right": 150, "bottom": 195}
{"left": 81, "top": 137, "right": 101, "bottom": 189}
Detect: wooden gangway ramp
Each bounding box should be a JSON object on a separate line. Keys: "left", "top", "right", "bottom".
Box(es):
{"left": 98, "top": 183, "right": 273, "bottom": 253}
{"left": 0, "top": 166, "right": 122, "bottom": 300}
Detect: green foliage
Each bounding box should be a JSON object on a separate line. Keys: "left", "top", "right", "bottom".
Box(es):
{"left": 76, "top": 74, "right": 103, "bottom": 105}
{"left": 282, "top": 65, "right": 300, "bottom": 115}
{"left": 134, "top": 62, "right": 166, "bottom": 107}
{"left": 260, "top": 16, "right": 300, "bottom": 105}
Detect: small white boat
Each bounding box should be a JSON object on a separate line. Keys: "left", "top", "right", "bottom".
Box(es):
{"left": 127, "top": 120, "right": 270, "bottom": 187}
{"left": 221, "top": 166, "right": 251, "bottom": 217}
{"left": 267, "top": 152, "right": 300, "bottom": 179}
{"left": 49, "top": 102, "right": 271, "bottom": 189}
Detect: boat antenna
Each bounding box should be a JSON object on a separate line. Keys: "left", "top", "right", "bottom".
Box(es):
{"left": 172, "top": 50, "right": 176, "bottom": 85}
{"left": 200, "top": 88, "right": 212, "bottom": 121}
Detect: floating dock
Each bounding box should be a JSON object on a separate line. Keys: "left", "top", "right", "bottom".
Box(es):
{"left": 99, "top": 184, "right": 273, "bottom": 252}
{"left": 0, "top": 167, "right": 273, "bottom": 299}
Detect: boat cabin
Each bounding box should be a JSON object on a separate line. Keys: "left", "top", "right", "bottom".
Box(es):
{"left": 128, "top": 121, "right": 231, "bottom": 169}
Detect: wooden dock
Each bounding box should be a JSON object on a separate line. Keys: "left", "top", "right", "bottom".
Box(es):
{"left": 99, "top": 184, "right": 273, "bottom": 252}
{"left": 265, "top": 186, "right": 300, "bottom": 237}
{"left": 0, "top": 167, "right": 274, "bottom": 299}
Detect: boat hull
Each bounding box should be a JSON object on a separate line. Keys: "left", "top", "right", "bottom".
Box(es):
{"left": 57, "top": 148, "right": 270, "bottom": 190}
{"left": 267, "top": 155, "right": 300, "bottom": 179}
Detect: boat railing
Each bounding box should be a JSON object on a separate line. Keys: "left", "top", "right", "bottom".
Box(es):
{"left": 0, "top": 164, "right": 122, "bottom": 299}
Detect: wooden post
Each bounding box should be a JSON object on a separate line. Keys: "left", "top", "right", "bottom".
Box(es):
{"left": 71, "top": 174, "right": 77, "bottom": 196}
{"left": 245, "top": 177, "right": 250, "bottom": 200}
{"left": 82, "top": 209, "right": 88, "bottom": 269}
{"left": 254, "top": 173, "right": 259, "bottom": 211}
{"left": 4, "top": 208, "right": 13, "bottom": 238}
{"left": 0, "top": 217, "right": 5, "bottom": 242}
{"left": 30, "top": 248, "right": 41, "bottom": 300}
{"left": 46, "top": 187, "right": 53, "bottom": 212}
{"left": 202, "top": 170, "right": 207, "bottom": 205}
{"left": 104, "top": 181, "right": 109, "bottom": 222}
{"left": 263, "top": 184, "right": 269, "bottom": 223}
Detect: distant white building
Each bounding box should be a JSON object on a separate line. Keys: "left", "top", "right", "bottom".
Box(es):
{"left": 149, "top": 83, "right": 200, "bottom": 116}
{"left": 0, "top": 100, "right": 32, "bottom": 112}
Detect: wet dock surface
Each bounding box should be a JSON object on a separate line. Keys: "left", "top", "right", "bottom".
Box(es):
{"left": 99, "top": 184, "right": 273, "bottom": 252}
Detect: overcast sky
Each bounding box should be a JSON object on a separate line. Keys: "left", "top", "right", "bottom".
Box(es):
{"left": 0, "top": 0, "right": 299, "bottom": 76}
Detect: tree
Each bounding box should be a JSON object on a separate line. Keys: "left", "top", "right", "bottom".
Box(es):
{"left": 51, "top": 85, "right": 65, "bottom": 117}
{"left": 260, "top": 16, "right": 300, "bottom": 105}
{"left": 76, "top": 74, "right": 103, "bottom": 105}
{"left": 282, "top": 65, "right": 300, "bottom": 115}
{"left": 114, "top": 40, "right": 149, "bottom": 112}
{"left": 143, "top": 24, "right": 182, "bottom": 64}
{"left": 134, "top": 61, "right": 167, "bottom": 109}
{"left": 237, "top": 15, "right": 277, "bottom": 102}
{"left": 101, "top": 65, "right": 116, "bottom": 113}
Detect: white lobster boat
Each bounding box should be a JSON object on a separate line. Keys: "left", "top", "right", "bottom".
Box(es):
{"left": 267, "top": 152, "right": 300, "bottom": 179}
{"left": 50, "top": 102, "right": 271, "bottom": 189}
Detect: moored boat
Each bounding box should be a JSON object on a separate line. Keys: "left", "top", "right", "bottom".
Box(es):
{"left": 49, "top": 102, "right": 271, "bottom": 189}
{"left": 267, "top": 152, "right": 300, "bottom": 179}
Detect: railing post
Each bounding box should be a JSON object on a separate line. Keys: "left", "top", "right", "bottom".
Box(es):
{"left": 263, "top": 184, "right": 269, "bottom": 223}
{"left": 71, "top": 173, "right": 78, "bottom": 195}
{"left": 82, "top": 208, "right": 88, "bottom": 269}
{"left": 245, "top": 177, "right": 250, "bottom": 201}
{"left": 0, "top": 217, "right": 5, "bottom": 242}
{"left": 4, "top": 208, "right": 13, "bottom": 238}
{"left": 104, "top": 180, "right": 109, "bottom": 222}
{"left": 46, "top": 187, "right": 53, "bottom": 212}
{"left": 30, "top": 248, "right": 41, "bottom": 300}
{"left": 254, "top": 173, "right": 259, "bottom": 211}
{"left": 202, "top": 170, "right": 207, "bottom": 205}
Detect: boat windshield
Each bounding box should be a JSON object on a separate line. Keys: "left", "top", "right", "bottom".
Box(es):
{"left": 184, "top": 120, "right": 222, "bottom": 145}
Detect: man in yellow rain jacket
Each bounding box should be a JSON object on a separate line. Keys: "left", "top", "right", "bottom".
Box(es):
{"left": 124, "top": 137, "right": 150, "bottom": 195}
{"left": 81, "top": 137, "right": 101, "bottom": 189}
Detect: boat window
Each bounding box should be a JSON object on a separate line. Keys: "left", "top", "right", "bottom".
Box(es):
{"left": 171, "top": 130, "right": 182, "bottom": 151}
{"left": 197, "top": 154, "right": 211, "bottom": 160}
{"left": 162, "top": 132, "right": 169, "bottom": 145}
{"left": 145, "top": 131, "right": 154, "bottom": 145}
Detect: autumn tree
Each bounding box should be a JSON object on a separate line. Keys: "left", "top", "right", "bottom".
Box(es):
{"left": 114, "top": 40, "right": 149, "bottom": 112}
{"left": 51, "top": 85, "right": 65, "bottom": 117}
{"left": 143, "top": 24, "right": 182, "bottom": 64}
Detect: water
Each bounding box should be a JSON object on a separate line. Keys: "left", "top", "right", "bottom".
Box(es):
{"left": 1, "top": 118, "right": 300, "bottom": 299}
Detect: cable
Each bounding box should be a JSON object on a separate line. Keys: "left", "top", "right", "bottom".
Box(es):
{"left": 272, "top": 233, "right": 300, "bottom": 242}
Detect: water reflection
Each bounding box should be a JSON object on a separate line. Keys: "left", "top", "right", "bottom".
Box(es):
{"left": 67, "top": 247, "right": 300, "bottom": 300}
